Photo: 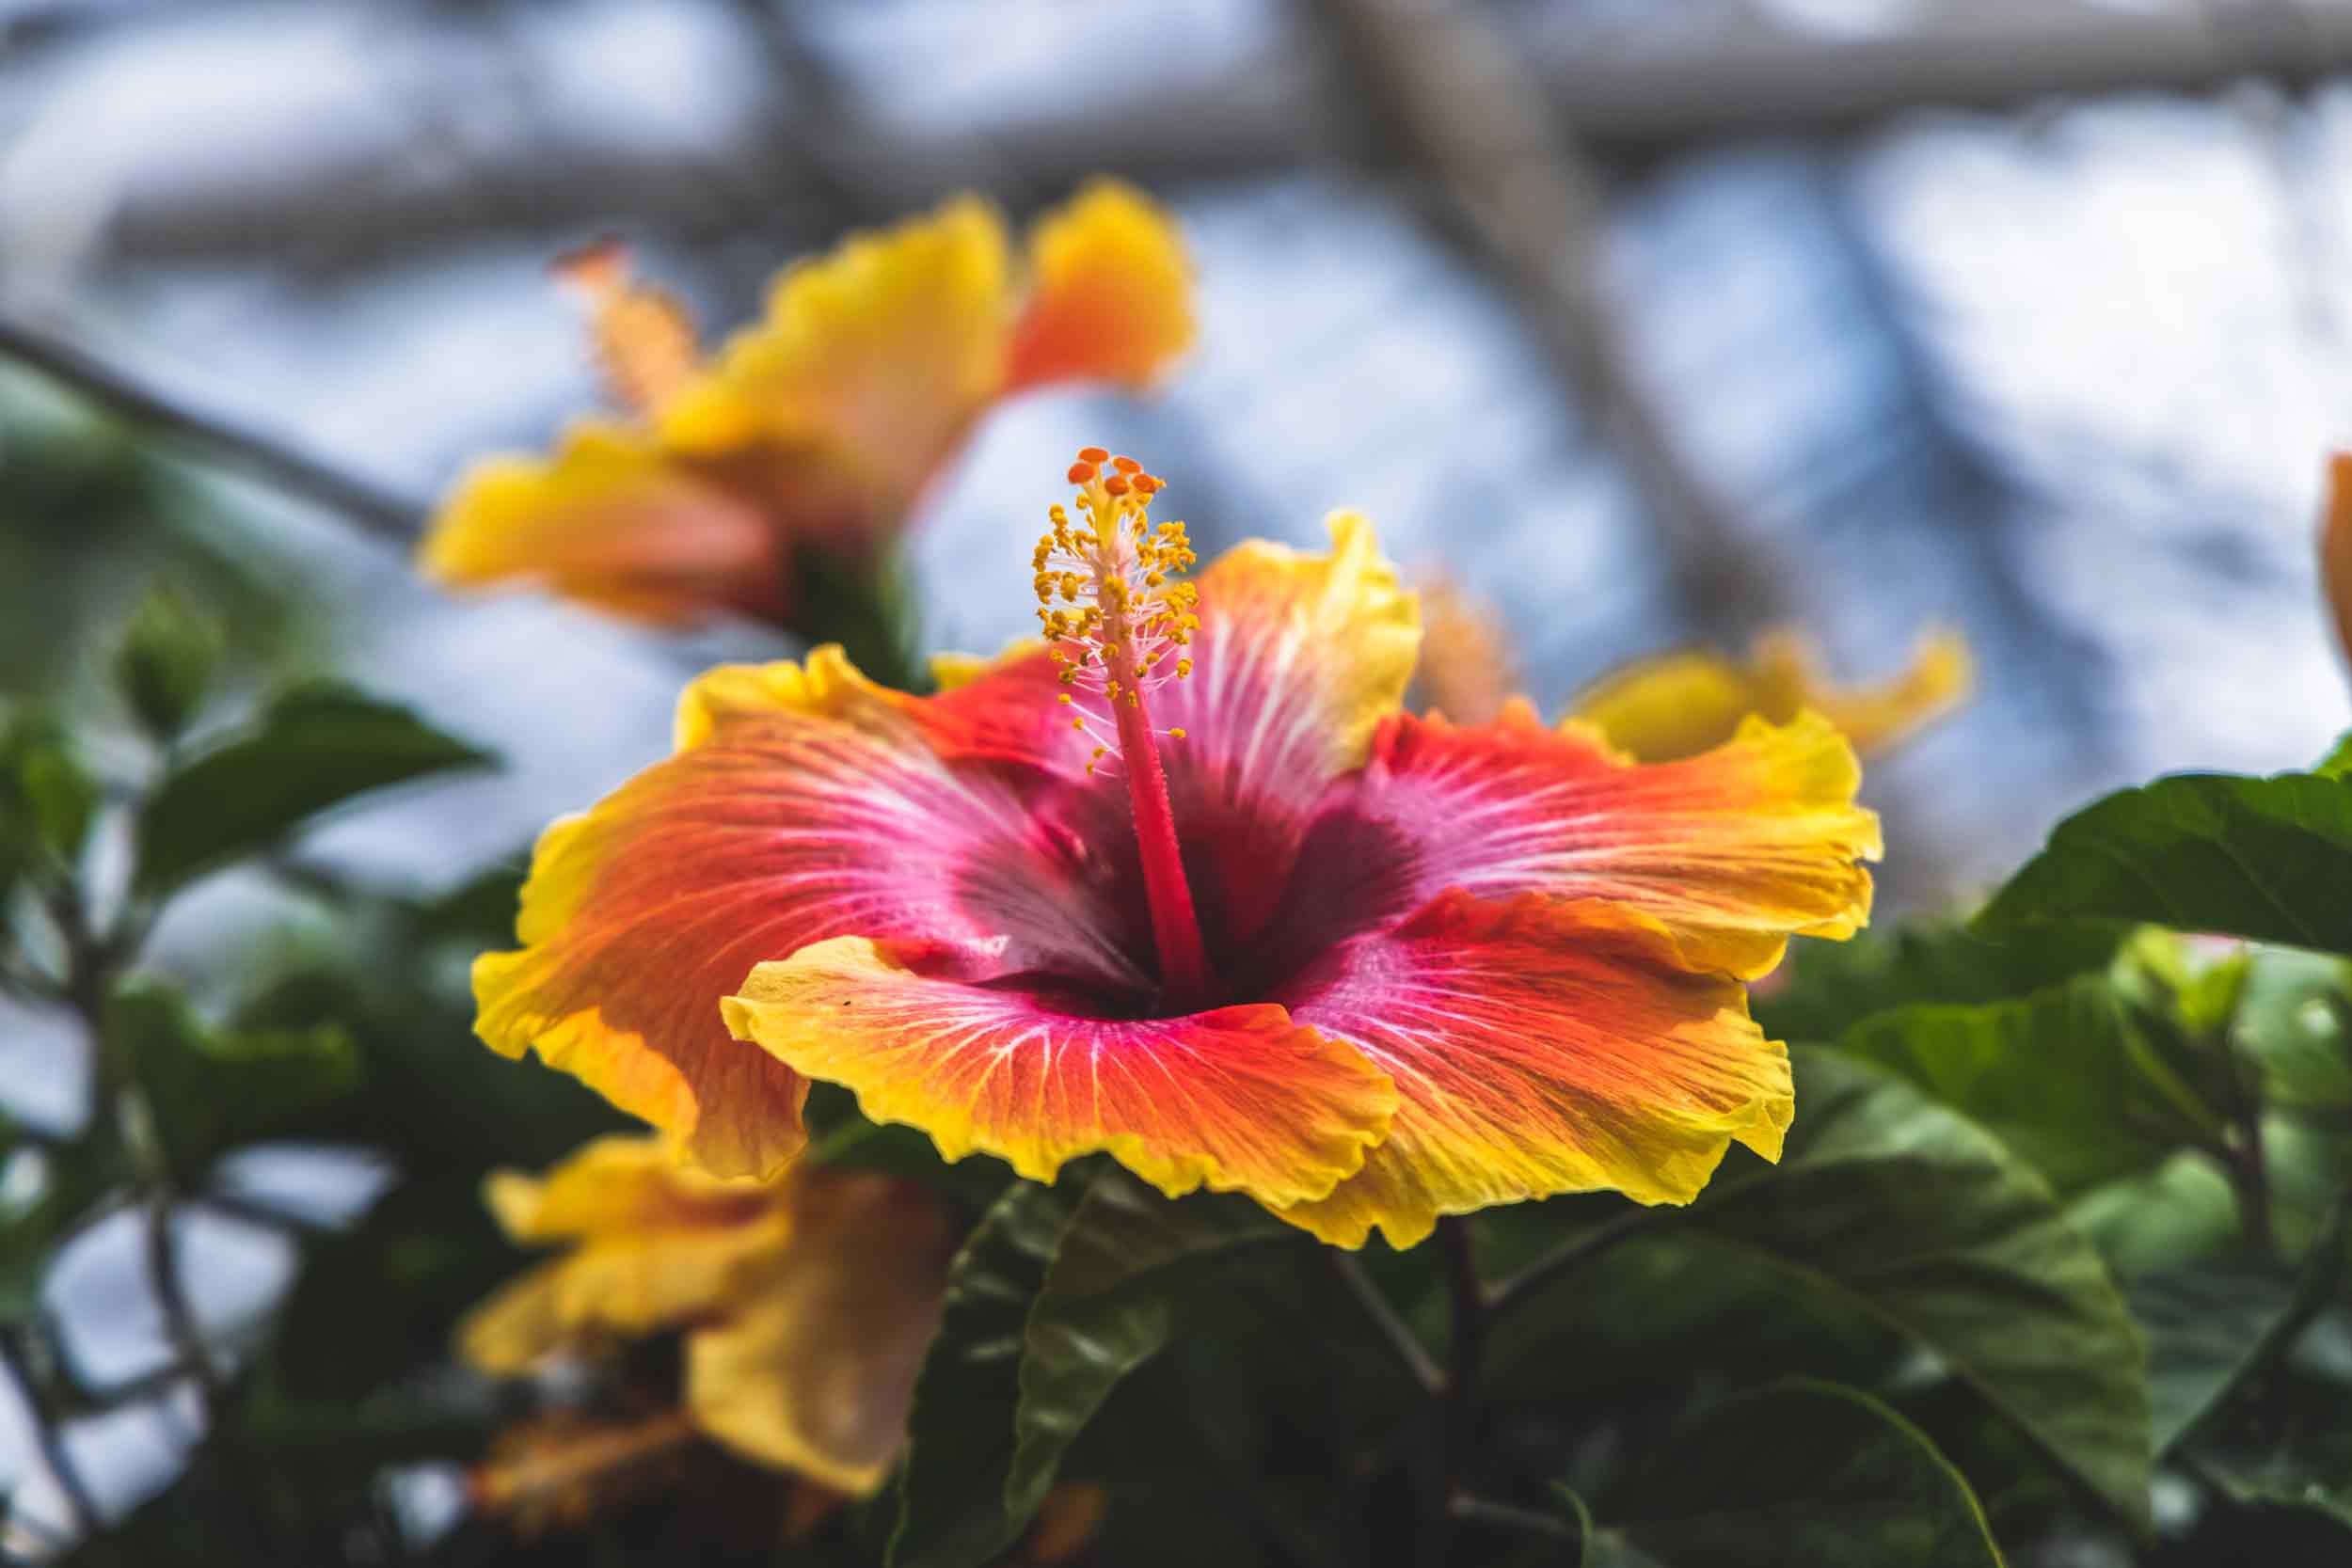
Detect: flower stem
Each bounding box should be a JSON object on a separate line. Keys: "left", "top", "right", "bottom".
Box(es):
{"left": 1114, "top": 689, "right": 1215, "bottom": 1012}
{"left": 1426, "top": 1215, "right": 1488, "bottom": 1567}
{"left": 1326, "top": 1251, "right": 1443, "bottom": 1396}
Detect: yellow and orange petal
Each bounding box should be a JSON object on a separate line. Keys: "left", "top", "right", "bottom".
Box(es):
{"left": 472, "top": 650, "right": 1127, "bottom": 1179}
{"left": 1006, "top": 179, "right": 1195, "bottom": 393}
{"left": 420, "top": 424, "right": 787, "bottom": 624}
{"left": 1279, "top": 892, "right": 1790, "bottom": 1248}
{"left": 683, "top": 1167, "right": 956, "bottom": 1493}
{"left": 660, "top": 198, "right": 1011, "bottom": 507}
{"left": 1352, "top": 705, "right": 1880, "bottom": 979}
{"left": 722, "top": 935, "right": 1398, "bottom": 1208}
{"left": 1574, "top": 626, "right": 1973, "bottom": 764}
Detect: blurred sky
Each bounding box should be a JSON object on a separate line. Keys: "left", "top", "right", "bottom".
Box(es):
{"left": 8, "top": 0, "right": 2352, "bottom": 1528}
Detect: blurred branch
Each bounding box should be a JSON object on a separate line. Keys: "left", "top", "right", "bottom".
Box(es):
{"left": 52, "top": 878, "right": 265, "bottom": 1555}
{"left": 73, "top": 5, "right": 2352, "bottom": 268}
{"left": 0, "top": 1321, "right": 100, "bottom": 1539}
{"left": 0, "top": 316, "right": 424, "bottom": 543}
{"left": 1315, "top": 0, "right": 1790, "bottom": 637}
{"left": 1529, "top": 1, "right": 2352, "bottom": 150}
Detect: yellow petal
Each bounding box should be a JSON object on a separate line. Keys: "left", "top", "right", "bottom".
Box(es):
{"left": 482, "top": 1132, "right": 777, "bottom": 1243}
{"left": 459, "top": 1135, "right": 796, "bottom": 1373}
{"left": 420, "top": 422, "right": 783, "bottom": 624}
{"left": 1574, "top": 626, "right": 1973, "bottom": 763}
{"left": 660, "top": 197, "right": 1013, "bottom": 510}
{"left": 684, "top": 1170, "right": 956, "bottom": 1493}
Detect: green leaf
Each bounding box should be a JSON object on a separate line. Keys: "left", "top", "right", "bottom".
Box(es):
{"left": 1756, "top": 919, "right": 2123, "bottom": 1045}
{"left": 1008, "top": 1172, "right": 1288, "bottom": 1524}
{"left": 2133, "top": 1261, "right": 2298, "bottom": 1455}
{"left": 107, "top": 982, "right": 361, "bottom": 1172}
{"left": 1593, "top": 1380, "right": 2005, "bottom": 1567}
{"left": 1547, "top": 1484, "right": 1600, "bottom": 1566}
{"left": 2233, "top": 948, "right": 2352, "bottom": 1115}
{"left": 2137, "top": 1191, "right": 2350, "bottom": 1454}
{"left": 889, "top": 1174, "right": 1096, "bottom": 1568}
{"left": 0, "top": 710, "right": 99, "bottom": 869}
{"left": 115, "top": 586, "right": 223, "bottom": 739}
{"left": 1976, "top": 768, "right": 2352, "bottom": 955}
{"left": 2065, "top": 1154, "right": 2239, "bottom": 1280}
{"left": 1832, "top": 976, "right": 2209, "bottom": 1194}
{"left": 2314, "top": 730, "right": 2352, "bottom": 780}
{"left": 135, "top": 681, "right": 492, "bottom": 896}
{"left": 1679, "top": 1053, "right": 2153, "bottom": 1526}
{"left": 2185, "top": 1492, "right": 2352, "bottom": 1558}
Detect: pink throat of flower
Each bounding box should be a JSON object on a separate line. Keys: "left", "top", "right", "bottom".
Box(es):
{"left": 1033, "top": 449, "right": 1215, "bottom": 1012}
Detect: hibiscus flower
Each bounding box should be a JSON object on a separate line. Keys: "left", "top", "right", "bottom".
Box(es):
{"left": 421, "top": 183, "right": 1192, "bottom": 633}
{"left": 471, "top": 454, "right": 1879, "bottom": 1246}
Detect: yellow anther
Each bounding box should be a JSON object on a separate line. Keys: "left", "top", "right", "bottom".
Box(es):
{"left": 1169, "top": 727, "right": 1186, "bottom": 738}
{"left": 1023, "top": 448, "right": 1200, "bottom": 765}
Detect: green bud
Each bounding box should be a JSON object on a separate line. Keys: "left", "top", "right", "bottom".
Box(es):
{"left": 116, "top": 587, "right": 222, "bottom": 740}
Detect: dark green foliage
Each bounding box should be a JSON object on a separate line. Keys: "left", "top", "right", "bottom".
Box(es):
{"left": 1757, "top": 919, "right": 2123, "bottom": 1045}
{"left": 1831, "top": 977, "right": 2203, "bottom": 1194}
{"left": 105, "top": 981, "right": 360, "bottom": 1174}
{"left": 1009, "top": 1174, "right": 1289, "bottom": 1524}
{"left": 135, "top": 681, "right": 493, "bottom": 896}
{"left": 890, "top": 1172, "right": 1099, "bottom": 1568}
{"left": 1569, "top": 1381, "right": 2005, "bottom": 1567}
{"left": 1978, "top": 768, "right": 2352, "bottom": 954}
{"left": 1664, "top": 1053, "right": 2152, "bottom": 1525}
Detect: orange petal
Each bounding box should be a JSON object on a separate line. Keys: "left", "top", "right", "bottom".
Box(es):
{"left": 1349, "top": 706, "right": 1879, "bottom": 979}
{"left": 474, "top": 651, "right": 1129, "bottom": 1178}
{"left": 684, "top": 1169, "right": 955, "bottom": 1493}
{"left": 1574, "top": 626, "right": 1973, "bottom": 763}
{"left": 1005, "top": 180, "right": 1195, "bottom": 393}
{"left": 421, "top": 422, "right": 786, "bottom": 624}
{"left": 721, "top": 936, "right": 1397, "bottom": 1209}
{"left": 1279, "top": 892, "right": 1791, "bottom": 1249}
{"left": 2322, "top": 452, "right": 2352, "bottom": 674}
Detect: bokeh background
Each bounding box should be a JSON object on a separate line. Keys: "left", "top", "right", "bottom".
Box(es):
{"left": 8, "top": 0, "right": 2352, "bottom": 1551}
